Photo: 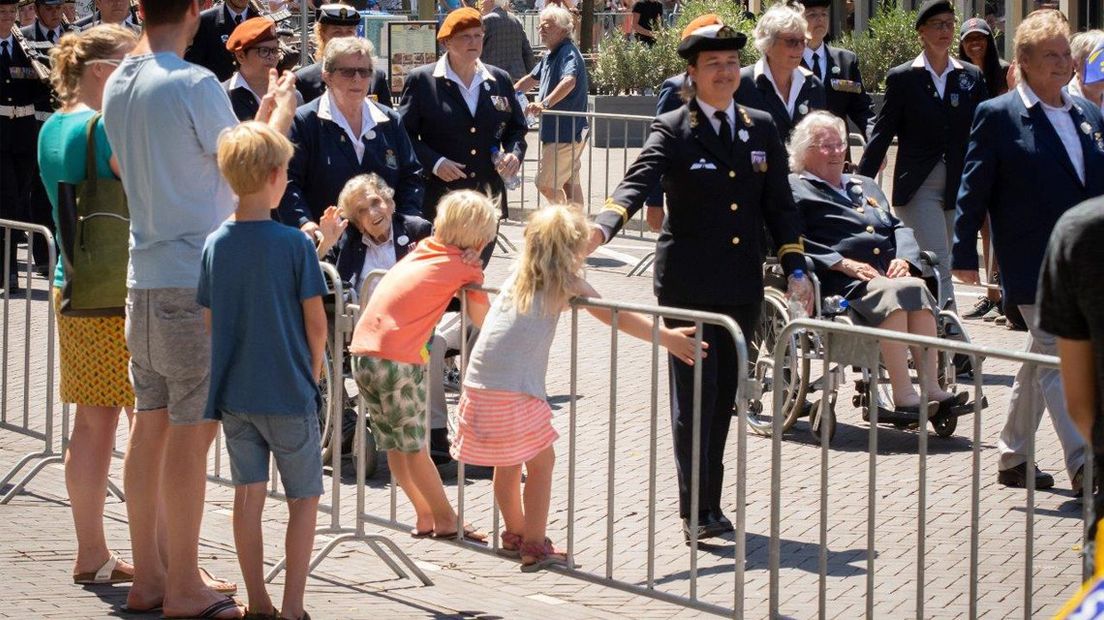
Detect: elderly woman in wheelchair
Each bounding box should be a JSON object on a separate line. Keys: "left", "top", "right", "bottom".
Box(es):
{"left": 787, "top": 111, "right": 963, "bottom": 416}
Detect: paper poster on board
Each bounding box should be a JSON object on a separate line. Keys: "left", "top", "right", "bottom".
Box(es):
{"left": 387, "top": 21, "right": 438, "bottom": 94}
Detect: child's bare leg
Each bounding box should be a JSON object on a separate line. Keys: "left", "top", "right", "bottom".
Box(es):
{"left": 233, "top": 483, "right": 273, "bottom": 615}
{"left": 521, "top": 446, "right": 555, "bottom": 545}
{"left": 387, "top": 450, "right": 435, "bottom": 532}
{"left": 280, "top": 495, "right": 319, "bottom": 620}
{"left": 399, "top": 447, "right": 459, "bottom": 532}
{"left": 493, "top": 465, "right": 525, "bottom": 536}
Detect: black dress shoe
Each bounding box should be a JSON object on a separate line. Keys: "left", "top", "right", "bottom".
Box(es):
{"left": 429, "top": 427, "right": 453, "bottom": 466}
{"left": 998, "top": 463, "right": 1055, "bottom": 490}
{"left": 710, "top": 510, "right": 734, "bottom": 534}
{"left": 682, "top": 515, "right": 726, "bottom": 542}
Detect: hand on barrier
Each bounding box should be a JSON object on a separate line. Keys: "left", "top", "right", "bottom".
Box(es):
{"left": 645, "top": 205, "right": 664, "bottom": 232}
{"left": 886, "top": 258, "right": 910, "bottom": 279}
{"left": 952, "top": 269, "right": 981, "bottom": 285}
{"left": 661, "top": 325, "right": 709, "bottom": 365}
{"left": 435, "top": 159, "right": 468, "bottom": 182}
{"left": 526, "top": 101, "right": 546, "bottom": 117}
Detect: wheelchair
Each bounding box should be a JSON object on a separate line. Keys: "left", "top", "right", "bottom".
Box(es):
{"left": 745, "top": 252, "right": 985, "bottom": 446}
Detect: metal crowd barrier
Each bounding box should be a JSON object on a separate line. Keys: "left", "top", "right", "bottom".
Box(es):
{"left": 766, "top": 318, "right": 1091, "bottom": 620}
{"left": 0, "top": 220, "right": 65, "bottom": 504}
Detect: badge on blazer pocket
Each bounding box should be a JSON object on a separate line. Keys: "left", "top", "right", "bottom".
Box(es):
{"left": 830, "top": 79, "right": 862, "bottom": 93}
{"left": 491, "top": 95, "right": 510, "bottom": 112}
{"left": 750, "top": 150, "right": 767, "bottom": 173}
{"left": 689, "top": 158, "right": 717, "bottom": 171}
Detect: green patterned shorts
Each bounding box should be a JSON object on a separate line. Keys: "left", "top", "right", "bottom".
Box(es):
{"left": 352, "top": 356, "right": 428, "bottom": 453}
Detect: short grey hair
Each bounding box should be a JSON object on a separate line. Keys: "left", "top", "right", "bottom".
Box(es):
{"left": 540, "top": 5, "right": 574, "bottom": 38}
{"left": 754, "top": 3, "right": 808, "bottom": 54}
{"left": 494, "top": 0, "right": 511, "bottom": 8}
{"left": 322, "top": 36, "right": 375, "bottom": 73}
{"left": 1071, "top": 29, "right": 1104, "bottom": 70}
{"left": 787, "top": 111, "right": 846, "bottom": 173}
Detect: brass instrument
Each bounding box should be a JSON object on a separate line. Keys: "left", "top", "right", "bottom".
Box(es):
{"left": 10, "top": 26, "right": 50, "bottom": 83}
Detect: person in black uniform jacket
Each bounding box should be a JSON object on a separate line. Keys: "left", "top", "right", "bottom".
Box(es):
{"left": 221, "top": 16, "right": 302, "bottom": 120}
{"left": 183, "top": 0, "right": 261, "bottom": 81}
{"left": 0, "top": 0, "right": 49, "bottom": 291}
{"left": 588, "top": 15, "right": 812, "bottom": 542}
{"left": 734, "top": 3, "right": 826, "bottom": 143}
{"left": 278, "top": 36, "right": 423, "bottom": 240}
{"left": 294, "top": 4, "right": 392, "bottom": 107}
{"left": 399, "top": 7, "right": 526, "bottom": 222}
{"left": 856, "top": 0, "right": 984, "bottom": 311}
{"left": 800, "top": 0, "right": 873, "bottom": 150}
{"left": 73, "top": 0, "right": 142, "bottom": 33}
{"left": 790, "top": 111, "right": 959, "bottom": 413}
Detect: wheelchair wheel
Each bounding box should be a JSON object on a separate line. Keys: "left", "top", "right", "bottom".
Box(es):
{"left": 746, "top": 292, "right": 810, "bottom": 436}
{"left": 318, "top": 344, "right": 337, "bottom": 461}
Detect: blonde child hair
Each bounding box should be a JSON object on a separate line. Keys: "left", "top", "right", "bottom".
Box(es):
{"left": 337, "top": 173, "right": 395, "bottom": 220}
{"left": 216, "top": 121, "right": 294, "bottom": 196}
{"left": 433, "top": 190, "right": 499, "bottom": 251}
{"left": 511, "top": 205, "right": 590, "bottom": 315}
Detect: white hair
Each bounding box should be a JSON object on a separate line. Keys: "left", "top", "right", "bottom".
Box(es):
{"left": 787, "top": 111, "right": 846, "bottom": 173}
{"left": 1071, "top": 29, "right": 1104, "bottom": 67}
{"left": 753, "top": 3, "right": 808, "bottom": 54}
{"left": 322, "top": 36, "right": 376, "bottom": 73}
{"left": 494, "top": 0, "right": 511, "bottom": 8}
{"left": 540, "top": 4, "right": 574, "bottom": 38}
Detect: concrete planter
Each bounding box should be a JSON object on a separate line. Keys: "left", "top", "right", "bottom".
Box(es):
{"left": 589, "top": 94, "right": 659, "bottom": 148}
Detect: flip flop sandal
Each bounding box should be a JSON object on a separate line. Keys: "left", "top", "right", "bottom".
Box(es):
{"left": 243, "top": 608, "right": 280, "bottom": 620}
{"left": 161, "top": 596, "right": 241, "bottom": 619}
{"left": 122, "top": 603, "right": 163, "bottom": 614}
{"left": 496, "top": 531, "right": 523, "bottom": 558}
{"left": 199, "top": 567, "right": 238, "bottom": 596}
{"left": 519, "top": 540, "right": 568, "bottom": 573}
{"left": 410, "top": 529, "right": 434, "bottom": 539}
{"left": 431, "top": 526, "right": 487, "bottom": 544}
{"left": 73, "top": 553, "right": 134, "bottom": 585}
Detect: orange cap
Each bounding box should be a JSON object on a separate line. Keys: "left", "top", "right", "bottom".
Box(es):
{"left": 438, "top": 7, "right": 482, "bottom": 41}
{"left": 681, "top": 14, "right": 723, "bottom": 40}
{"left": 226, "top": 17, "right": 278, "bottom": 53}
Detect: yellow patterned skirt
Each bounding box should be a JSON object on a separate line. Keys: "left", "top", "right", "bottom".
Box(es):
{"left": 53, "top": 288, "right": 135, "bottom": 407}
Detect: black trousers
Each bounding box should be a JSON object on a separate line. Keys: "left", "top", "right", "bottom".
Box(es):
{"left": 661, "top": 300, "right": 760, "bottom": 520}
{"left": 0, "top": 116, "right": 40, "bottom": 277}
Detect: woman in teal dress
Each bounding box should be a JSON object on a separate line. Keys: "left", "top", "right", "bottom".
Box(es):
{"left": 36, "top": 24, "right": 137, "bottom": 586}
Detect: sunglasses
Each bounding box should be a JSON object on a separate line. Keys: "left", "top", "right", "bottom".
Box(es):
{"left": 331, "top": 67, "right": 373, "bottom": 79}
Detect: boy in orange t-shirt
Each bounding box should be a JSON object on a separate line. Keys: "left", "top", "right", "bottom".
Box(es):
{"left": 350, "top": 190, "right": 495, "bottom": 540}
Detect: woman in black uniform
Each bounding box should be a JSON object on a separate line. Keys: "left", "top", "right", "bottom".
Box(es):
{"left": 398, "top": 7, "right": 527, "bottom": 221}
{"left": 589, "top": 14, "right": 811, "bottom": 542}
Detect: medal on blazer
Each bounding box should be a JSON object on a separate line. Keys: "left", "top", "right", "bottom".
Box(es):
{"left": 738, "top": 129, "right": 749, "bottom": 143}
{"left": 689, "top": 110, "right": 699, "bottom": 128}
{"left": 365, "top": 130, "right": 376, "bottom": 141}
{"left": 1081, "top": 121, "right": 1093, "bottom": 135}
{"left": 483, "top": 82, "right": 491, "bottom": 92}
{"left": 950, "top": 93, "right": 960, "bottom": 107}
{"left": 798, "top": 102, "right": 809, "bottom": 115}
{"left": 397, "top": 235, "right": 410, "bottom": 246}
{"left": 958, "top": 73, "right": 973, "bottom": 91}
{"left": 750, "top": 150, "right": 767, "bottom": 172}
{"left": 385, "top": 148, "right": 398, "bottom": 169}
{"left": 491, "top": 95, "right": 510, "bottom": 112}
{"left": 831, "top": 65, "right": 840, "bottom": 75}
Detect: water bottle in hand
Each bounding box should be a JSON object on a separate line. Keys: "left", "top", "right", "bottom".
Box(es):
{"left": 822, "top": 295, "right": 849, "bottom": 316}
{"left": 491, "top": 146, "right": 521, "bottom": 190}
{"left": 788, "top": 269, "right": 808, "bottom": 320}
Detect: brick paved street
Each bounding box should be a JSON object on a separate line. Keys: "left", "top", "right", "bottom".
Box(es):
{"left": 0, "top": 165, "right": 1089, "bottom": 618}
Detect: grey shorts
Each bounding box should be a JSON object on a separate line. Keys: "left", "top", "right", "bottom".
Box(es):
{"left": 125, "top": 288, "right": 211, "bottom": 425}
{"left": 221, "top": 411, "right": 324, "bottom": 498}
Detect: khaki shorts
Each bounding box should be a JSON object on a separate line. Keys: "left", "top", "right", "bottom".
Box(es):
{"left": 536, "top": 139, "right": 587, "bottom": 193}
{"left": 125, "top": 288, "right": 211, "bottom": 426}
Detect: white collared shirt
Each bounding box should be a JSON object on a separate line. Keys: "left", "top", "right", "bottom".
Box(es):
{"left": 695, "top": 97, "right": 735, "bottom": 140}
{"left": 430, "top": 54, "right": 496, "bottom": 174}
{"left": 228, "top": 72, "right": 261, "bottom": 105}
{"left": 318, "top": 92, "right": 390, "bottom": 163}
{"left": 803, "top": 44, "right": 827, "bottom": 79}
{"left": 912, "top": 52, "right": 962, "bottom": 99}
{"left": 801, "top": 171, "right": 853, "bottom": 201}
{"left": 755, "top": 58, "right": 807, "bottom": 117}
{"left": 37, "top": 22, "right": 63, "bottom": 42}
{"left": 358, "top": 227, "right": 396, "bottom": 295}
{"left": 1018, "top": 82, "right": 1086, "bottom": 184}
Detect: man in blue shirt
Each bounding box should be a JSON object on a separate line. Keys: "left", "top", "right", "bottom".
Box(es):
{"left": 514, "top": 4, "right": 589, "bottom": 205}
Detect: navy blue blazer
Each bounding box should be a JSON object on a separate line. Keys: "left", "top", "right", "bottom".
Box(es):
{"left": 334, "top": 213, "right": 432, "bottom": 286}
{"left": 734, "top": 62, "right": 827, "bottom": 142}
{"left": 184, "top": 4, "right": 262, "bottom": 82}
{"left": 793, "top": 173, "right": 921, "bottom": 299}
{"left": 278, "top": 97, "right": 424, "bottom": 227}
{"left": 800, "top": 45, "right": 875, "bottom": 141}
{"left": 952, "top": 90, "right": 1104, "bottom": 306}
{"left": 595, "top": 101, "right": 805, "bottom": 306}
{"left": 398, "top": 60, "right": 527, "bottom": 220}
{"left": 857, "top": 56, "right": 985, "bottom": 208}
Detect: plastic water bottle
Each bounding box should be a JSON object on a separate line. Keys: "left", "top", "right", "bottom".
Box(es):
{"left": 517, "top": 91, "right": 537, "bottom": 127}
{"left": 822, "top": 295, "right": 849, "bottom": 316}
{"left": 491, "top": 146, "right": 521, "bottom": 190}
{"left": 788, "top": 269, "right": 808, "bottom": 320}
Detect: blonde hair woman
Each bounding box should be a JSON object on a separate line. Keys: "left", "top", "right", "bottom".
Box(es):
{"left": 36, "top": 23, "right": 137, "bottom": 586}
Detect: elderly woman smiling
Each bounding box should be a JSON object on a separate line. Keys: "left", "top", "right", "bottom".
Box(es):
{"left": 789, "top": 112, "right": 958, "bottom": 413}
{"left": 735, "top": 2, "right": 826, "bottom": 141}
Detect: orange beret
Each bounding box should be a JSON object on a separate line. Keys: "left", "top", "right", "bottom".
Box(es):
{"left": 226, "top": 17, "right": 278, "bottom": 53}
{"left": 681, "top": 14, "right": 723, "bottom": 40}
{"left": 438, "top": 7, "right": 482, "bottom": 41}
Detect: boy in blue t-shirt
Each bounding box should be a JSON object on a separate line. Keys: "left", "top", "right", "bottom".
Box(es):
{"left": 198, "top": 122, "right": 328, "bottom": 620}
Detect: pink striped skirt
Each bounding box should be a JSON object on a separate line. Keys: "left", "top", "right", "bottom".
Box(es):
{"left": 451, "top": 386, "right": 559, "bottom": 467}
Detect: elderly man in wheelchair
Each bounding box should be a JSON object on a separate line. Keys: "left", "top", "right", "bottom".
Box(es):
{"left": 748, "top": 111, "right": 976, "bottom": 443}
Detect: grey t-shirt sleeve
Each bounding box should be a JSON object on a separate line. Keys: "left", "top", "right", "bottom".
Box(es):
{"left": 189, "top": 72, "right": 240, "bottom": 157}
{"left": 1037, "top": 214, "right": 1090, "bottom": 340}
